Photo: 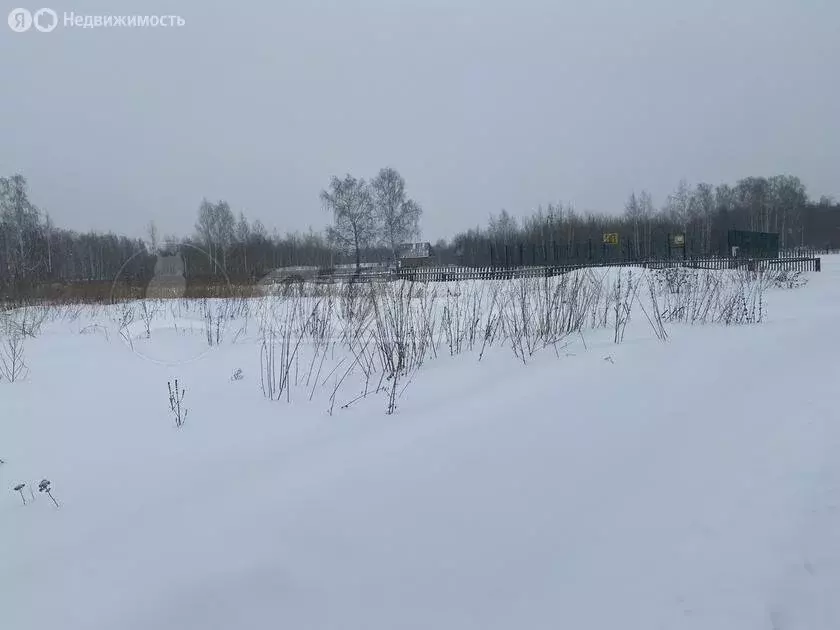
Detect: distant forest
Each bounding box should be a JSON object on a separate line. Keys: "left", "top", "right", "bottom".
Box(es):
{"left": 1, "top": 172, "right": 838, "bottom": 298}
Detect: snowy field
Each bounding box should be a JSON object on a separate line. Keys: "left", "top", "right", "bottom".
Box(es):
{"left": 2, "top": 258, "right": 839, "bottom": 629}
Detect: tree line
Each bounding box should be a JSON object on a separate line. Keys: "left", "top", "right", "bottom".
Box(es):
{"left": 0, "top": 175, "right": 153, "bottom": 297}
{"left": 178, "top": 166, "right": 422, "bottom": 280}
{"left": 0, "top": 167, "right": 423, "bottom": 297}
{"left": 1, "top": 170, "right": 838, "bottom": 299}
{"left": 436, "top": 176, "right": 840, "bottom": 267}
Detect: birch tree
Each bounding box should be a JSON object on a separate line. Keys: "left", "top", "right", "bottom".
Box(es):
{"left": 370, "top": 167, "right": 422, "bottom": 259}
{"left": 321, "top": 174, "right": 376, "bottom": 272}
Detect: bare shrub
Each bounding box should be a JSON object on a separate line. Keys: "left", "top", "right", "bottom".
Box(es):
{"left": 499, "top": 271, "right": 603, "bottom": 362}
{"left": 612, "top": 270, "right": 640, "bottom": 344}
{"left": 767, "top": 269, "right": 807, "bottom": 290}
{"left": 116, "top": 302, "right": 136, "bottom": 348}
{"left": 650, "top": 267, "right": 768, "bottom": 326}
{"left": 369, "top": 281, "right": 430, "bottom": 414}
{"left": 167, "top": 379, "right": 188, "bottom": 428}
{"left": 638, "top": 274, "right": 669, "bottom": 342}
{"left": 0, "top": 331, "right": 28, "bottom": 382}
{"left": 244, "top": 261, "right": 779, "bottom": 416}
{"left": 138, "top": 300, "right": 160, "bottom": 339}
{"left": 477, "top": 282, "right": 503, "bottom": 361}
{"left": 0, "top": 303, "right": 49, "bottom": 339}
{"left": 259, "top": 298, "right": 313, "bottom": 402}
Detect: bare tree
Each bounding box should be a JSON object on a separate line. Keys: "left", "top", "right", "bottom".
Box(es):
{"left": 195, "top": 199, "right": 235, "bottom": 274}
{"left": 215, "top": 201, "right": 235, "bottom": 273}
{"left": 251, "top": 219, "right": 267, "bottom": 240}
{"left": 43, "top": 210, "right": 54, "bottom": 275}
{"left": 371, "top": 167, "right": 422, "bottom": 259}
{"left": 665, "top": 179, "right": 692, "bottom": 233}
{"left": 624, "top": 192, "right": 643, "bottom": 257}
{"left": 625, "top": 191, "right": 655, "bottom": 258}
{"left": 693, "top": 183, "right": 715, "bottom": 253}
{"left": 147, "top": 220, "right": 159, "bottom": 254}
{"left": 0, "top": 331, "right": 28, "bottom": 383}
{"left": 735, "top": 177, "right": 771, "bottom": 232}
{"left": 236, "top": 211, "right": 250, "bottom": 275}
{"left": 715, "top": 183, "right": 735, "bottom": 213}
{"left": 769, "top": 175, "right": 807, "bottom": 248}
{"left": 195, "top": 198, "right": 217, "bottom": 269}
{"left": 488, "top": 209, "right": 518, "bottom": 243}
{"left": 321, "top": 174, "right": 376, "bottom": 272}
{"left": 638, "top": 190, "right": 654, "bottom": 257}
{"left": 0, "top": 175, "right": 40, "bottom": 284}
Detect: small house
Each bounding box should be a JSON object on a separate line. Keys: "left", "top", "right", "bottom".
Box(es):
{"left": 397, "top": 242, "right": 435, "bottom": 268}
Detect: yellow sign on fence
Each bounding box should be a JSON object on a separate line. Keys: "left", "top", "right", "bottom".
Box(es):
{"left": 603, "top": 233, "right": 619, "bottom": 245}
{"left": 672, "top": 233, "right": 686, "bottom": 247}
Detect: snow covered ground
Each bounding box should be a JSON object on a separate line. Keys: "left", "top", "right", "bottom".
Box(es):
{"left": 2, "top": 258, "right": 839, "bottom": 629}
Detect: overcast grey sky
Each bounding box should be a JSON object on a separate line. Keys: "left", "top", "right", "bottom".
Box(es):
{"left": 1, "top": 0, "right": 838, "bottom": 242}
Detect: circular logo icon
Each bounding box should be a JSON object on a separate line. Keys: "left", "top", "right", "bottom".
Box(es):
{"left": 33, "top": 8, "right": 58, "bottom": 32}
{"left": 110, "top": 243, "right": 233, "bottom": 367}
{"left": 8, "top": 8, "right": 32, "bottom": 32}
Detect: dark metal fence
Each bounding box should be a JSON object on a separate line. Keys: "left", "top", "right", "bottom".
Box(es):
{"left": 393, "top": 255, "right": 821, "bottom": 283}
{"left": 454, "top": 235, "right": 822, "bottom": 270}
